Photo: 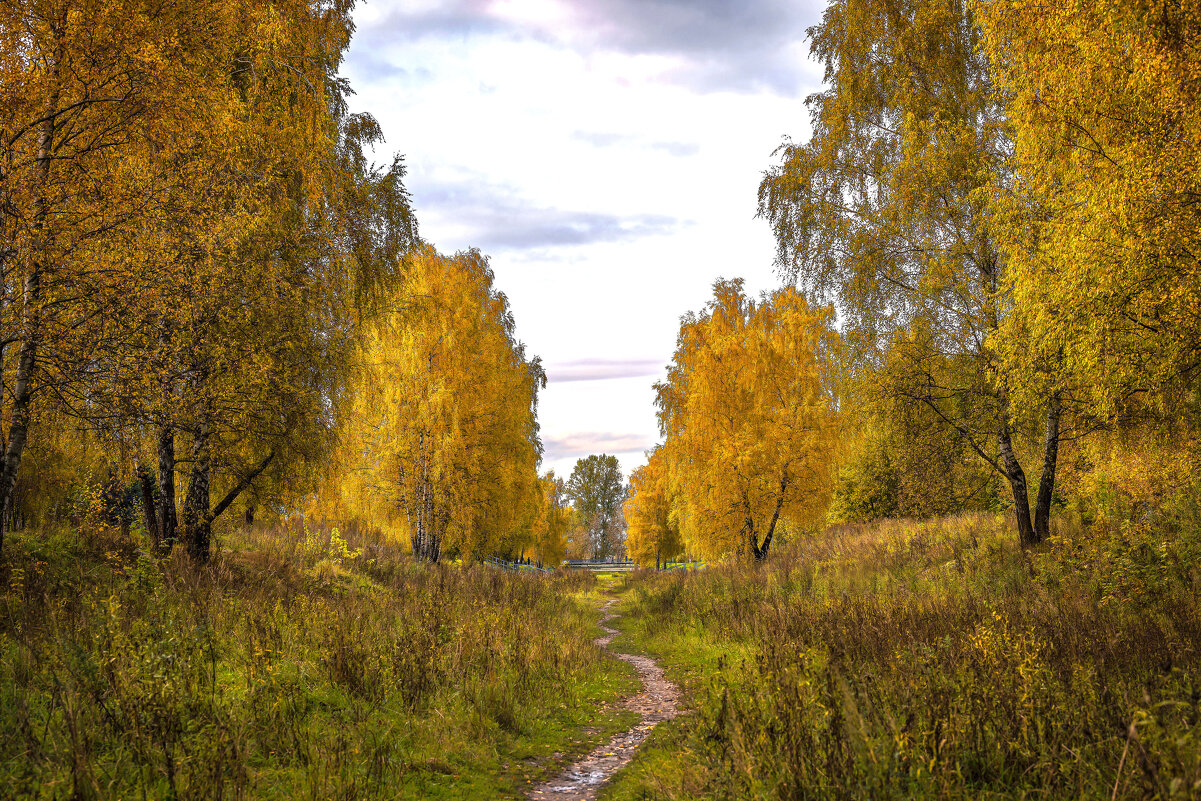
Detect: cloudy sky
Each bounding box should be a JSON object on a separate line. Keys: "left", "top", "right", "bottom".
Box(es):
{"left": 343, "top": 0, "right": 826, "bottom": 479}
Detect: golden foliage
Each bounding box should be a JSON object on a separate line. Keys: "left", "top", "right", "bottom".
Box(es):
{"left": 525, "top": 472, "right": 571, "bottom": 567}
{"left": 624, "top": 447, "right": 683, "bottom": 568}
{"left": 655, "top": 280, "right": 840, "bottom": 561}
{"left": 335, "top": 246, "right": 543, "bottom": 563}
{"left": 758, "top": 0, "right": 1068, "bottom": 547}
{"left": 978, "top": 0, "right": 1201, "bottom": 413}
{"left": 0, "top": 0, "right": 418, "bottom": 556}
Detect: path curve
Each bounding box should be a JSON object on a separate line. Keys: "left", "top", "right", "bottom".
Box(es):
{"left": 529, "top": 599, "right": 679, "bottom": 800}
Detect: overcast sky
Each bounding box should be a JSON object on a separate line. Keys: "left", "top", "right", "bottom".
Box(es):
{"left": 343, "top": 0, "right": 827, "bottom": 480}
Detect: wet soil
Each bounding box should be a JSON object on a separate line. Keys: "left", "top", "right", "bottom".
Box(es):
{"left": 529, "top": 599, "right": 680, "bottom": 800}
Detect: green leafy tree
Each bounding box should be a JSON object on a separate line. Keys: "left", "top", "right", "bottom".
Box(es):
{"left": 566, "top": 454, "right": 625, "bottom": 559}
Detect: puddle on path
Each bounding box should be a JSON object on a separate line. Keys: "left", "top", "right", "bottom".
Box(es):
{"left": 529, "top": 599, "right": 680, "bottom": 800}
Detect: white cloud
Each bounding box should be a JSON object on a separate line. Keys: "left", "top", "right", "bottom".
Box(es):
{"left": 543, "top": 432, "right": 654, "bottom": 462}
{"left": 351, "top": 0, "right": 824, "bottom": 95}
{"left": 343, "top": 0, "right": 826, "bottom": 479}
{"left": 545, "top": 358, "right": 664, "bottom": 383}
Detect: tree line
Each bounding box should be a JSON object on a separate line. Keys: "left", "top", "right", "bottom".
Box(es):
{"left": 625, "top": 0, "right": 1201, "bottom": 564}
{"left": 1, "top": 0, "right": 559, "bottom": 564}
{"left": 4, "top": 0, "right": 1197, "bottom": 566}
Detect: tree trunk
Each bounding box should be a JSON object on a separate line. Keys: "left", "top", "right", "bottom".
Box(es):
{"left": 749, "top": 471, "right": 790, "bottom": 562}
{"left": 1033, "top": 390, "right": 1062, "bottom": 542}
{"left": 997, "top": 417, "right": 1039, "bottom": 547}
{"left": 157, "top": 425, "right": 177, "bottom": 548}
{"left": 744, "top": 517, "right": 769, "bottom": 562}
{"left": 181, "top": 417, "right": 211, "bottom": 562}
{"left": 412, "top": 478, "right": 425, "bottom": 561}
{"left": 0, "top": 84, "right": 57, "bottom": 558}
{"left": 410, "top": 472, "right": 447, "bottom": 564}
{"left": 410, "top": 436, "right": 432, "bottom": 561}
{"left": 428, "top": 511, "right": 443, "bottom": 564}
{"left": 0, "top": 275, "right": 39, "bottom": 555}
{"left": 136, "top": 462, "right": 161, "bottom": 552}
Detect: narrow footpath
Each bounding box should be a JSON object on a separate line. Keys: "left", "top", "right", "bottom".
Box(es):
{"left": 529, "top": 598, "right": 680, "bottom": 800}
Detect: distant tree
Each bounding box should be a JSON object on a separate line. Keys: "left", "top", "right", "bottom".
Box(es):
{"left": 526, "top": 472, "right": 570, "bottom": 567}
{"left": 562, "top": 506, "right": 589, "bottom": 560}
{"left": 624, "top": 447, "right": 683, "bottom": 569}
{"left": 566, "top": 454, "right": 625, "bottom": 559}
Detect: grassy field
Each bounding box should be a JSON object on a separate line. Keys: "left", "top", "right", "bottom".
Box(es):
{"left": 0, "top": 522, "right": 638, "bottom": 800}
{"left": 4, "top": 513, "right": 1199, "bottom": 800}
{"left": 602, "top": 513, "right": 1201, "bottom": 800}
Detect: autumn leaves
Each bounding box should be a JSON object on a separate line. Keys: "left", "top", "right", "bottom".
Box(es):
{"left": 1, "top": 2, "right": 572, "bottom": 567}
{"left": 978, "top": 0, "right": 1201, "bottom": 414}
{"left": 752, "top": 0, "right": 1201, "bottom": 550}
{"left": 626, "top": 281, "right": 840, "bottom": 564}
{"left": 3, "top": 0, "right": 1195, "bottom": 566}
{"left": 631, "top": 0, "right": 1201, "bottom": 561}
{"left": 332, "top": 247, "right": 547, "bottom": 564}
{"left": 0, "top": 0, "right": 413, "bottom": 558}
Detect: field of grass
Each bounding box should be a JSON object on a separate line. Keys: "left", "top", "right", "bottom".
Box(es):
{"left": 5, "top": 512, "right": 1199, "bottom": 800}
{"left": 602, "top": 513, "right": 1201, "bottom": 800}
{"left": 0, "top": 522, "right": 638, "bottom": 800}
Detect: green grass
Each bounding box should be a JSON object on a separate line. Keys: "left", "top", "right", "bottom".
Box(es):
{"left": 601, "top": 512, "right": 1201, "bottom": 800}
{"left": 0, "top": 522, "right": 639, "bottom": 800}
{"left": 9, "top": 513, "right": 1199, "bottom": 799}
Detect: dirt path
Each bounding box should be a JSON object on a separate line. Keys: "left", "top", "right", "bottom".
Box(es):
{"left": 529, "top": 598, "right": 680, "bottom": 800}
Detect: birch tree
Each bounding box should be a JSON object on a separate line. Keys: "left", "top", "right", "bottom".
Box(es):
{"left": 624, "top": 447, "right": 683, "bottom": 569}
{"left": 976, "top": 0, "right": 1201, "bottom": 415}
{"left": 656, "top": 280, "right": 839, "bottom": 561}
{"left": 759, "top": 0, "right": 1064, "bottom": 546}
{"left": 339, "top": 246, "right": 544, "bottom": 563}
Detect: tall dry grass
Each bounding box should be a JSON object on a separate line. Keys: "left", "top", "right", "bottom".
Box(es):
{"left": 0, "top": 521, "right": 619, "bottom": 799}
{"left": 617, "top": 512, "right": 1201, "bottom": 799}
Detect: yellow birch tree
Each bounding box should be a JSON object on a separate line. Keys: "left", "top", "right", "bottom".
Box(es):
{"left": 524, "top": 472, "right": 570, "bottom": 568}
{"left": 758, "top": 0, "right": 1071, "bottom": 547}
{"left": 656, "top": 280, "right": 839, "bottom": 561}
{"left": 338, "top": 246, "right": 544, "bottom": 563}
{"left": 975, "top": 0, "right": 1201, "bottom": 414}
{"left": 624, "top": 447, "right": 683, "bottom": 569}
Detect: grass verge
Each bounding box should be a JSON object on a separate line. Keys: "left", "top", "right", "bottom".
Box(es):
{"left": 0, "top": 522, "right": 638, "bottom": 799}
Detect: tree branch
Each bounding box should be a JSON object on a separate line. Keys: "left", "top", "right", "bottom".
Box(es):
{"left": 205, "top": 449, "right": 275, "bottom": 526}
